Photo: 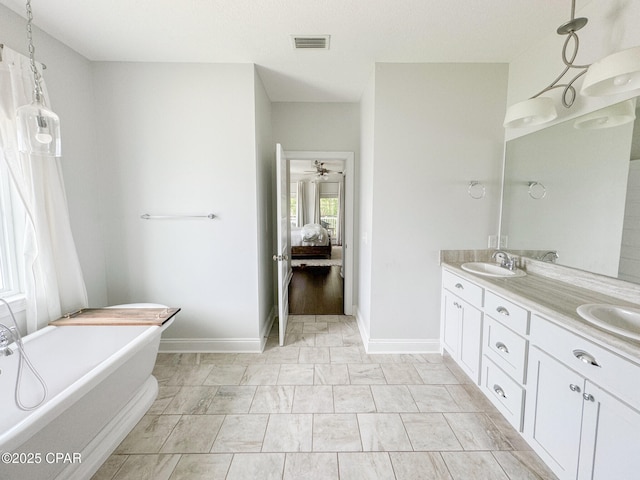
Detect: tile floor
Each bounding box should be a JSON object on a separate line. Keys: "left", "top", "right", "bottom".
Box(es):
{"left": 92, "top": 315, "right": 558, "bottom": 480}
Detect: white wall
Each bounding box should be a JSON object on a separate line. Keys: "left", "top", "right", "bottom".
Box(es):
{"left": 0, "top": 4, "right": 107, "bottom": 332}
{"left": 92, "top": 62, "right": 265, "bottom": 350}
{"left": 253, "top": 69, "right": 275, "bottom": 344}
{"left": 271, "top": 103, "right": 360, "bottom": 153}
{"left": 506, "top": 1, "right": 640, "bottom": 141}
{"left": 358, "top": 70, "right": 376, "bottom": 337}
{"left": 359, "top": 63, "right": 508, "bottom": 352}
{"left": 620, "top": 159, "right": 640, "bottom": 283}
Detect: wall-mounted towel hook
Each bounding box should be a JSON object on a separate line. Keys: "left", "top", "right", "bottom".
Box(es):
{"left": 468, "top": 181, "right": 486, "bottom": 199}
{"left": 528, "top": 181, "right": 547, "bottom": 200}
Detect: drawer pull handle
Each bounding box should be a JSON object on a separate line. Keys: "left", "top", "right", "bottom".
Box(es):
{"left": 583, "top": 393, "right": 595, "bottom": 402}
{"left": 496, "top": 306, "right": 510, "bottom": 316}
{"left": 493, "top": 384, "right": 506, "bottom": 398}
{"left": 454, "top": 283, "right": 464, "bottom": 290}
{"left": 569, "top": 384, "right": 581, "bottom": 393}
{"left": 495, "top": 342, "right": 509, "bottom": 354}
{"left": 573, "top": 349, "right": 600, "bottom": 367}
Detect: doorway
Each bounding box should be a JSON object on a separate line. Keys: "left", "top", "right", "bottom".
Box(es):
{"left": 284, "top": 150, "right": 354, "bottom": 316}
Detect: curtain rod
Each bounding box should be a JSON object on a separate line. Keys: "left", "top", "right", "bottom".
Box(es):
{"left": 0, "top": 44, "right": 47, "bottom": 69}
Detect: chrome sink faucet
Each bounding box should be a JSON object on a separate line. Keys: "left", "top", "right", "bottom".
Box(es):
{"left": 0, "top": 324, "right": 15, "bottom": 356}
{"left": 538, "top": 251, "right": 559, "bottom": 262}
{"left": 492, "top": 250, "right": 516, "bottom": 271}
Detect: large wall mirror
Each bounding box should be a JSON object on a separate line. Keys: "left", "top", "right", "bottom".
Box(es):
{"left": 501, "top": 98, "right": 640, "bottom": 284}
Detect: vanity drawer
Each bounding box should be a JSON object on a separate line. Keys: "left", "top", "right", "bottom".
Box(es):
{"left": 530, "top": 314, "right": 640, "bottom": 407}
{"left": 484, "top": 316, "right": 528, "bottom": 383}
{"left": 442, "top": 269, "right": 483, "bottom": 306}
{"left": 482, "top": 356, "right": 525, "bottom": 431}
{"left": 484, "top": 290, "right": 529, "bottom": 335}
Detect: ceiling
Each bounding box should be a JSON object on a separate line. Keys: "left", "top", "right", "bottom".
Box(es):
{"left": 290, "top": 159, "right": 345, "bottom": 180}
{"left": 0, "top": 0, "right": 593, "bottom": 102}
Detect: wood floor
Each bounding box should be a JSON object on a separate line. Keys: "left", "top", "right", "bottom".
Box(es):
{"left": 289, "top": 266, "right": 344, "bottom": 315}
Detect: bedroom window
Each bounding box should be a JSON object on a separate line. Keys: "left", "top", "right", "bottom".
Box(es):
{"left": 320, "top": 196, "right": 338, "bottom": 240}
{"left": 290, "top": 185, "right": 298, "bottom": 226}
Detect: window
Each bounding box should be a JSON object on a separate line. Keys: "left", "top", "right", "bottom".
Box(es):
{"left": 319, "top": 182, "right": 340, "bottom": 242}
{"left": 290, "top": 183, "right": 298, "bottom": 226}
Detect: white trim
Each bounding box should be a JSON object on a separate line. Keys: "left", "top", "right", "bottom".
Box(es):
{"left": 365, "top": 338, "right": 441, "bottom": 354}
{"left": 260, "top": 305, "right": 277, "bottom": 351}
{"left": 159, "top": 337, "right": 264, "bottom": 353}
{"left": 355, "top": 305, "right": 370, "bottom": 348}
{"left": 56, "top": 376, "right": 158, "bottom": 480}
{"left": 355, "top": 304, "right": 440, "bottom": 354}
{"left": 285, "top": 150, "right": 355, "bottom": 316}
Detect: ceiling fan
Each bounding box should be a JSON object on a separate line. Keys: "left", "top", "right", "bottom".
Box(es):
{"left": 304, "top": 160, "right": 344, "bottom": 178}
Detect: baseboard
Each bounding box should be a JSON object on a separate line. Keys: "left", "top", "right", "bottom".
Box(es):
{"left": 354, "top": 305, "right": 441, "bottom": 354}
{"left": 260, "top": 306, "right": 277, "bottom": 351}
{"left": 159, "top": 337, "right": 263, "bottom": 353}
{"left": 365, "top": 338, "right": 441, "bottom": 354}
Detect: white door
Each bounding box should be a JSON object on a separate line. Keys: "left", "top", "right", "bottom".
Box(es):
{"left": 525, "top": 347, "right": 584, "bottom": 480}
{"left": 578, "top": 382, "right": 640, "bottom": 480}
{"left": 458, "top": 301, "right": 482, "bottom": 384}
{"left": 441, "top": 290, "right": 461, "bottom": 357}
{"left": 275, "top": 144, "right": 292, "bottom": 346}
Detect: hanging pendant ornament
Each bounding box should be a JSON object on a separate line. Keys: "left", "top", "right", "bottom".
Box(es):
{"left": 16, "top": 0, "right": 61, "bottom": 157}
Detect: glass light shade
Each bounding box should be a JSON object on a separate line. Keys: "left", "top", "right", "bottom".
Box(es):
{"left": 573, "top": 99, "right": 636, "bottom": 129}
{"left": 503, "top": 97, "right": 558, "bottom": 128}
{"left": 16, "top": 99, "right": 61, "bottom": 157}
{"left": 581, "top": 46, "right": 640, "bottom": 97}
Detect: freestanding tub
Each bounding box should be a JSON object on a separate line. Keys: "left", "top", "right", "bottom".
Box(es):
{"left": 0, "top": 307, "right": 172, "bottom": 480}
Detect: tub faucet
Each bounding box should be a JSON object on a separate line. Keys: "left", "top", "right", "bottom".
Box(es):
{"left": 0, "top": 324, "right": 15, "bottom": 356}
{"left": 492, "top": 250, "right": 516, "bottom": 271}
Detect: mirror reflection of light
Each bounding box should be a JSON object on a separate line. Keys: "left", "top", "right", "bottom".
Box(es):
{"left": 613, "top": 74, "right": 631, "bottom": 87}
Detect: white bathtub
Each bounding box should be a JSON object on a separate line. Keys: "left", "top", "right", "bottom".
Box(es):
{"left": 0, "top": 309, "right": 171, "bottom": 480}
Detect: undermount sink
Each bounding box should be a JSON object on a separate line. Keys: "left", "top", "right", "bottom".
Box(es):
{"left": 576, "top": 304, "right": 640, "bottom": 342}
{"left": 460, "top": 262, "right": 526, "bottom": 278}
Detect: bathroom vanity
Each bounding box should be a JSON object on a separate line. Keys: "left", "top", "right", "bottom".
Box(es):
{"left": 440, "top": 251, "right": 640, "bottom": 480}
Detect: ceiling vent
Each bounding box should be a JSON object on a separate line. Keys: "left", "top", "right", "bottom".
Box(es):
{"left": 292, "top": 35, "right": 331, "bottom": 50}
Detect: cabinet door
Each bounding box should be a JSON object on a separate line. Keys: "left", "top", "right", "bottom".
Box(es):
{"left": 525, "top": 347, "right": 584, "bottom": 480}
{"left": 459, "top": 300, "right": 482, "bottom": 384}
{"left": 442, "top": 291, "right": 460, "bottom": 357}
{"left": 578, "top": 382, "right": 640, "bottom": 480}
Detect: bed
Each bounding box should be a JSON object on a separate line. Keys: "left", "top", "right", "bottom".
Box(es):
{"left": 291, "top": 223, "right": 332, "bottom": 259}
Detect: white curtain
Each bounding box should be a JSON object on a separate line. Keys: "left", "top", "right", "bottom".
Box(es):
{"left": 296, "top": 181, "right": 306, "bottom": 227}
{"left": 0, "top": 46, "right": 87, "bottom": 333}
{"left": 337, "top": 180, "right": 345, "bottom": 246}
{"left": 312, "top": 181, "right": 321, "bottom": 224}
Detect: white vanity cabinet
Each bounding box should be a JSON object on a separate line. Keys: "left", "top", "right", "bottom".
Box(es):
{"left": 480, "top": 291, "right": 530, "bottom": 431}
{"left": 441, "top": 269, "right": 484, "bottom": 384}
{"left": 525, "top": 315, "right": 640, "bottom": 480}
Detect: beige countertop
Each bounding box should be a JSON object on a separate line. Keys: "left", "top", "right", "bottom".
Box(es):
{"left": 441, "top": 261, "right": 640, "bottom": 363}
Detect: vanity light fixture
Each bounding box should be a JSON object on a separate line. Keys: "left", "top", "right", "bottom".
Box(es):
{"left": 16, "top": 0, "right": 61, "bottom": 157}
{"left": 573, "top": 99, "right": 636, "bottom": 129}
{"left": 581, "top": 46, "right": 640, "bottom": 97}
{"left": 504, "top": 0, "right": 589, "bottom": 129}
